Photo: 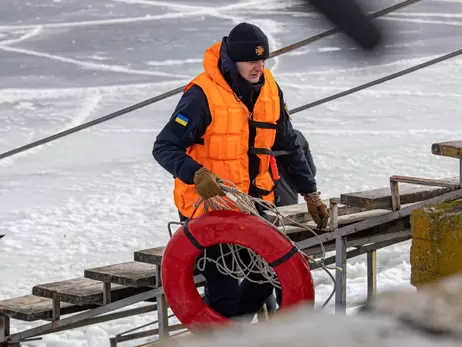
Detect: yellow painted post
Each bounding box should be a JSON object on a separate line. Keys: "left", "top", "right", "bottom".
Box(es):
{"left": 410, "top": 200, "right": 462, "bottom": 287}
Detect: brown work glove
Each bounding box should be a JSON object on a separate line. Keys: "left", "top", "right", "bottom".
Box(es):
{"left": 304, "top": 192, "right": 329, "bottom": 229}
{"left": 193, "top": 167, "right": 226, "bottom": 200}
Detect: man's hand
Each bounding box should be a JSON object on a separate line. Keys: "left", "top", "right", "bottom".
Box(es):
{"left": 193, "top": 167, "right": 226, "bottom": 200}
{"left": 304, "top": 192, "right": 329, "bottom": 229}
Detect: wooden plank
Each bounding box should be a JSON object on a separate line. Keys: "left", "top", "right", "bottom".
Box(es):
{"left": 84, "top": 261, "right": 156, "bottom": 288}
{"left": 32, "top": 277, "right": 150, "bottom": 306}
{"left": 134, "top": 247, "right": 165, "bottom": 265}
{"left": 340, "top": 184, "right": 454, "bottom": 209}
{"left": 266, "top": 201, "right": 366, "bottom": 224}
{"left": 281, "top": 207, "right": 396, "bottom": 235}
{"left": 0, "top": 295, "right": 96, "bottom": 321}
{"left": 134, "top": 248, "right": 204, "bottom": 277}
{"left": 432, "top": 140, "right": 462, "bottom": 159}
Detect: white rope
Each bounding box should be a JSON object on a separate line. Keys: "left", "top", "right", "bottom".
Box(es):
{"left": 190, "top": 180, "right": 337, "bottom": 302}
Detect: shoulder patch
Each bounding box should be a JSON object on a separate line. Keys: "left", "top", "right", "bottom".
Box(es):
{"left": 174, "top": 113, "right": 189, "bottom": 126}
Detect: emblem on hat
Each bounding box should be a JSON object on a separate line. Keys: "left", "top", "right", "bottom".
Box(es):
{"left": 255, "top": 45, "right": 264, "bottom": 56}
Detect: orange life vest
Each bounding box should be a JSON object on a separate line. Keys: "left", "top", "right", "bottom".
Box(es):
{"left": 173, "top": 42, "right": 281, "bottom": 218}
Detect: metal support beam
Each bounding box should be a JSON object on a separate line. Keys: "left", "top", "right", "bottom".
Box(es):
{"left": 45, "top": 304, "right": 157, "bottom": 335}
{"left": 310, "top": 235, "right": 410, "bottom": 270}
{"left": 297, "top": 188, "right": 462, "bottom": 250}
{"left": 52, "top": 299, "right": 60, "bottom": 321}
{"left": 103, "top": 282, "right": 111, "bottom": 305}
{"left": 335, "top": 236, "right": 347, "bottom": 314}
{"left": 1, "top": 315, "right": 10, "bottom": 343}
{"left": 6, "top": 288, "right": 161, "bottom": 343}
{"left": 111, "top": 323, "right": 184, "bottom": 346}
{"left": 367, "top": 251, "right": 377, "bottom": 300}
{"left": 156, "top": 267, "right": 169, "bottom": 340}
{"left": 459, "top": 159, "right": 462, "bottom": 185}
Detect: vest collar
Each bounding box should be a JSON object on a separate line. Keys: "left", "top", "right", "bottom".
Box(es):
{"left": 203, "top": 41, "right": 234, "bottom": 93}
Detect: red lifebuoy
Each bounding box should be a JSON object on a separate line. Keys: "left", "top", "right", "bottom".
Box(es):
{"left": 161, "top": 210, "right": 315, "bottom": 331}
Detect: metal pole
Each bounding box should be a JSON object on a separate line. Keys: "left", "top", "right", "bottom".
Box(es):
{"left": 367, "top": 251, "right": 377, "bottom": 300}
{"left": 459, "top": 159, "right": 462, "bottom": 185}
{"left": 334, "top": 236, "right": 347, "bottom": 313}
{"left": 155, "top": 267, "right": 169, "bottom": 339}
{"left": 6, "top": 289, "right": 161, "bottom": 343}
{"left": 0, "top": 315, "right": 10, "bottom": 344}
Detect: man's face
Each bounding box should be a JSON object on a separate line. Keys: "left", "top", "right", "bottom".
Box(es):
{"left": 236, "top": 60, "right": 265, "bottom": 83}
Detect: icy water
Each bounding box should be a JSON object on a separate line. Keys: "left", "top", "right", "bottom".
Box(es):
{"left": 1, "top": 0, "right": 462, "bottom": 345}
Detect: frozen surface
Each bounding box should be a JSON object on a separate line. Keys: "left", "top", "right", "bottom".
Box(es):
{"left": 1, "top": 0, "right": 462, "bottom": 345}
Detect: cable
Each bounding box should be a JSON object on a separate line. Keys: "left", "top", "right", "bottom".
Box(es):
{"left": 0, "top": 0, "right": 423, "bottom": 161}
{"left": 289, "top": 48, "right": 462, "bottom": 115}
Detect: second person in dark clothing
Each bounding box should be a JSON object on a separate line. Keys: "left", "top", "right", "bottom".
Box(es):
{"left": 274, "top": 129, "right": 317, "bottom": 207}
{"left": 264, "top": 128, "right": 318, "bottom": 315}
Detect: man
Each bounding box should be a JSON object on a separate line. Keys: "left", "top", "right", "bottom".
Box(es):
{"left": 274, "top": 129, "right": 317, "bottom": 207}
{"left": 152, "top": 22, "right": 328, "bottom": 320}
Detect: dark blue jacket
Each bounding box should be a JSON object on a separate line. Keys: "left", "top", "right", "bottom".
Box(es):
{"left": 274, "top": 129, "right": 317, "bottom": 207}
{"left": 152, "top": 37, "right": 317, "bottom": 198}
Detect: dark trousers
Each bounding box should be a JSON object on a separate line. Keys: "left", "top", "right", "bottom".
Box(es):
{"left": 199, "top": 244, "right": 276, "bottom": 320}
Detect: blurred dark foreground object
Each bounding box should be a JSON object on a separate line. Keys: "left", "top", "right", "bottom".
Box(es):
{"left": 304, "top": 0, "right": 383, "bottom": 50}
{"left": 157, "top": 273, "right": 462, "bottom": 347}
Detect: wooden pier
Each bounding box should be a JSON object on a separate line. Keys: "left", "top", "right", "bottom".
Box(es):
{"left": 1, "top": 140, "right": 461, "bottom": 346}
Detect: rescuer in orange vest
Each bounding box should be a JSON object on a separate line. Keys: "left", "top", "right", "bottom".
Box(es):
{"left": 153, "top": 22, "right": 328, "bottom": 320}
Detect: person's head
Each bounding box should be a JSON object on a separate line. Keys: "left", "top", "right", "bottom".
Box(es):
{"left": 226, "top": 23, "right": 269, "bottom": 84}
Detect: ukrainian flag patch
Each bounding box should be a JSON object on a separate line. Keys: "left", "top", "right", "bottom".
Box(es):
{"left": 174, "top": 114, "right": 189, "bottom": 126}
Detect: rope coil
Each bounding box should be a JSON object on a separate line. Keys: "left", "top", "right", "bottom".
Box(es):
{"left": 179, "top": 180, "right": 337, "bottom": 307}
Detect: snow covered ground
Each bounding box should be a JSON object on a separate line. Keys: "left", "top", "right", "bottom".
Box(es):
{"left": 1, "top": 0, "right": 462, "bottom": 345}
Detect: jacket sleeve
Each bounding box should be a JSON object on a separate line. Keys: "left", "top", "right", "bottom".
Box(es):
{"left": 271, "top": 86, "right": 317, "bottom": 195}
{"left": 152, "top": 85, "right": 212, "bottom": 185}
{"left": 294, "top": 129, "right": 317, "bottom": 177}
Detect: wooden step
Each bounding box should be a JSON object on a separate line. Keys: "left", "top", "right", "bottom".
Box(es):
{"left": 340, "top": 184, "right": 454, "bottom": 210}
{"left": 32, "top": 277, "right": 150, "bottom": 306}
{"left": 84, "top": 261, "right": 156, "bottom": 288}
{"left": 134, "top": 247, "right": 165, "bottom": 265}
{"left": 134, "top": 247, "right": 201, "bottom": 276}
{"left": 0, "top": 295, "right": 95, "bottom": 321}
{"left": 432, "top": 140, "right": 462, "bottom": 159}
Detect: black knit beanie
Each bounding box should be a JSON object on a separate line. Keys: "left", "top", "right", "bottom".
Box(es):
{"left": 226, "top": 23, "right": 270, "bottom": 62}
